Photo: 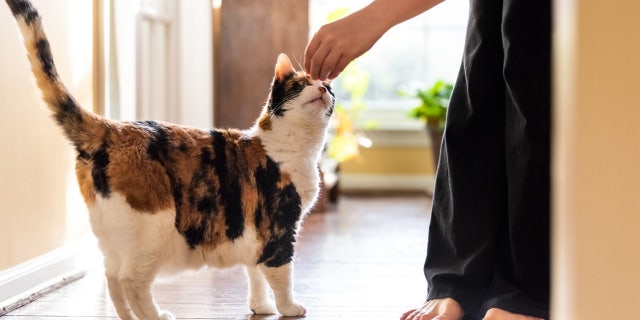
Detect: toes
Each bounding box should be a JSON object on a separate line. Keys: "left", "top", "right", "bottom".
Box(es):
{"left": 251, "top": 302, "right": 277, "bottom": 315}
{"left": 277, "top": 302, "right": 307, "bottom": 317}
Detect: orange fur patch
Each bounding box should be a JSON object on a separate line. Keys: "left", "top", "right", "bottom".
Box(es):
{"left": 258, "top": 113, "right": 272, "bottom": 131}
{"left": 75, "top": 160, "right": 96, "bottom": 206}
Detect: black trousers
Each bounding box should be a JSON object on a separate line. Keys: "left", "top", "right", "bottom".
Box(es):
{"left": 424, "top": 0, "right": 551, "bottom": 318}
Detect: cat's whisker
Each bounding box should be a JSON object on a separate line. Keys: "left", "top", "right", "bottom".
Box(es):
{"left": 292, "top": 54, "right": 305, "bottom": 73}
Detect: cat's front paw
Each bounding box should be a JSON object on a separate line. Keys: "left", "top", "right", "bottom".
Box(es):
{"left": 158, "top": 310, "right": 176, "bottom": 320}
{"left": 250, "top": 303, "right": 276, "bottom": 314}
{"left": 277, "top": 302, "right": 306, "bottom": 317}
{"left": 249, "top": 293, "right": 277, "bottom": 315}
{"left": 250, "top": 301, "right": 277, "bottom": 315}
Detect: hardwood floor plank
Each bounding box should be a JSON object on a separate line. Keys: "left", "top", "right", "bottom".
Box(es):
{"left": 3, "top": 195, "right": 432, "bottom": 319}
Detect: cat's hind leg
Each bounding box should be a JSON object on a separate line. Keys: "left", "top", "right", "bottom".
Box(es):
{"left": 119, "top": 252, "right": 174, "bottom": 320}
{"left": 246, "top": 265, "right": 277, "bottom": 314}
{"left": 104, "top": 255, "right": 136, "bottom": 320}
{"left": 259, "top": 263, "right": 306, "bottom": 317}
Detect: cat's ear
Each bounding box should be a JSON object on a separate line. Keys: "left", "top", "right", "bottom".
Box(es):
{"left": 275, "top": 53, "right": 295, "bottom": 82}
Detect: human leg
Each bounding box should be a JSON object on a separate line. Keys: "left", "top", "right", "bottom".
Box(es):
{"left": 479, "top": 0, "right": 552, "bottom": 317}
{"left": 423, "top": 0, "right": 507, "bottom": 317}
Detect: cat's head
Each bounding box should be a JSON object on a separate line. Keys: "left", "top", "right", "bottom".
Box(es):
{"left": 259, "top": 53, "right": 334, "bottom": 131}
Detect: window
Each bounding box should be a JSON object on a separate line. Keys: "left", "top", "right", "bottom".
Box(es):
{"left": 96, "top": 0, "right": 175, "bottom": 121}
{"left": 309, "top": 0, "right": 469, "bottom": 130}
{"left": 96, "top": 0, "right": 212, "bottom": 127}
{"left": 135, "top": 0, "right": 177, "bottom": 122}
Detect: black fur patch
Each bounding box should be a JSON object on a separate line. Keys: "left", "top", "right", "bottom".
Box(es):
{"left": 133, "top": 121, "right": 195, "bottom": 247}
{"left": 54, "top": 94, "right": 83, "bottom": 127}
{"left": 91, "top": 144, "right": 110, "bottom": 197}
{"left": 255, "top": 158, "right": 302, "bottom": 267}
{"left": 210, "top": 130, "right": 245, "bottom": 241}
{"left": 76, "top": 148, "right": 90, "bottom": 161}
{"left": 182, "top": 223, "right": 206, "bottom": 249}
{"left": 267, "top": 73, "right": 298, "bottom": 117}
{"left": 185, "top": 148, "right": 219, "bottom": 246}
{"left": 6, "top": 0, "right": 39, "bottom": 24}
{"left": 137, "top": 121, "right": 171, "bottom": 162}
{"left": 172, "top": 179, "right": 192, "bottom": 245}
{"left": 189, "top": 148, "right": 219, "bottom": 221}
{"left": 35, "top": 39, "right": 56, "bottom": 79}
{"left": 254, "top": 202, "right": 264, "bottom": 231}
{"left": 324, "top": 83, "right": 336, "bottom": 117}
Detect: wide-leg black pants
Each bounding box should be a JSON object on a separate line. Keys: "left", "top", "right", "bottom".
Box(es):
{"left": 424, "top": 0, "right": 551, "bottom": 318}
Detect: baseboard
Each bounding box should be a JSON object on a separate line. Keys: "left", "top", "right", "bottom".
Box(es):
{"left": 339, "top": 174, "right": 435, "bottom": 194}
{"left": 0, "top": 244, "right": 89, "bottom": 315}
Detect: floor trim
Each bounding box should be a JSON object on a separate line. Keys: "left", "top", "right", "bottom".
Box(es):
{"left": 0, "top": 245, "right": 87, "bottom": 315}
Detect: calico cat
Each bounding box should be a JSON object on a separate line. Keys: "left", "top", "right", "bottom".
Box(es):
{"left": 6, "top": 0, "right": 334, "bottom": 319}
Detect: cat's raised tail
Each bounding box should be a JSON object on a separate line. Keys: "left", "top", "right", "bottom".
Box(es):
{"left": 6, "top": 0, "right": 106, "bottom": 155}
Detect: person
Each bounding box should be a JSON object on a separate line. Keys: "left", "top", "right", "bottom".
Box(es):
{"left": 304, "top": 0, "right": 551, "bottom": 319}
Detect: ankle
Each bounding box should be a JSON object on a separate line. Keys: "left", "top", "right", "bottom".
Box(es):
{"left": 483, "top": 308, "right": 544, "bottom": 320}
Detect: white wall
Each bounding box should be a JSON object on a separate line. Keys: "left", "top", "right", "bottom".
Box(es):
{"left": 0, "top": 0, "right": 92, "bottom": 271}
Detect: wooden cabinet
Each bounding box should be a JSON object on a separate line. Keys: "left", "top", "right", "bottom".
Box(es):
{"left": 214, "top": 0, "right": 309, "bottom": 129}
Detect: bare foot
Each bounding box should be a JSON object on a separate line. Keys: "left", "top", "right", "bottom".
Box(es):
{"left": 482, "top": 308, "right": 544, "bottom": 320}
{"left": 400, "top": 298, "right": 464, "bottom": 320}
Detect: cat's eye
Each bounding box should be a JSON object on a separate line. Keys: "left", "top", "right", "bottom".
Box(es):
{"left": 291, "top": 80, "right": 312, "bottom": 91}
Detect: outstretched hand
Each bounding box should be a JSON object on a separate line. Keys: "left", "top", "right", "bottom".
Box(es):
{"left": 304, "top": 0, "right": 441, "bottom": 81}
{"left": 304, "top": 9, "right": 386, "bottom": 81}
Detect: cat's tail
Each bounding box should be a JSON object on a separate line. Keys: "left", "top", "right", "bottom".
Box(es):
{"left": 6, "top": 0, "right": 108, "bottom": 154}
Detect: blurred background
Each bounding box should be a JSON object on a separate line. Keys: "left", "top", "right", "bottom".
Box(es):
{"left": 1, "top": 1, "right": 639, "bottom": 318}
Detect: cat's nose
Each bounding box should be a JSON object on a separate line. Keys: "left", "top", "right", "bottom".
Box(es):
{"left": 318, "top": 86, "right": 327, "bottom": 94}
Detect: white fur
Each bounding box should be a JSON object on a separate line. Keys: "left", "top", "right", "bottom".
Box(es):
{"left": 249, "top": 80, "right": 333, "bottom": 215}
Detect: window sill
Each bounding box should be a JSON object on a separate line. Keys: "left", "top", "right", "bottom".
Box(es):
{"left": 355, "top": 102, "right": 432, "bottom": 147}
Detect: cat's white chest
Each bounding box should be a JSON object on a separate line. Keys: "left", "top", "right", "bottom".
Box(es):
{"left": 256, "top": 129, "right": 324, "bottom": 214}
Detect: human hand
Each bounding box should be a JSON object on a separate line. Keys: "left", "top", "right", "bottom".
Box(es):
{"left": 304, "top": 9, "right": 386, "bottom": 81}
{"left": 305, "top": 0, "right": 442, "bottom": 81}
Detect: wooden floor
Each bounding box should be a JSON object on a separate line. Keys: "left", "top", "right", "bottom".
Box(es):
{"left": 3, "top": 194, "right": 432, "bottom": 319}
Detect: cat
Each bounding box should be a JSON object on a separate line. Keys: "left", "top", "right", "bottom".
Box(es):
{"left": 5, "top": 0, "right": 335, "bottom": 319}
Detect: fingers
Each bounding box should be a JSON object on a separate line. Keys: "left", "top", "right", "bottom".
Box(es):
{"left": 305, "top": 11, "right": 379, "bottom": 80}
{"left": 317, "top": 49, "right": 342, "bottom": 81}
{"left": 401, "top": 309, "right": 417, "bottom": 320}
{"left": 328, "top": 54, "right": 350, "bottom": 80}
{"left": 305, "top": 43, "right": 348, "bottom": 81}
{"left": 303, "top": 32, "right": 320, "bottom": 75}
{"left": 305, "top": 23, "right": 352, "bottom": 81}
{"left": 304, "top": 44, "right": 327, "bottom": 80}
{"left": 304, "top": 29, "right": 336, "bottom": 80}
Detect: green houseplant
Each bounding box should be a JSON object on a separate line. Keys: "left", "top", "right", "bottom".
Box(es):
{"left": 407, "top": 80, "right": 454, "bottom": 168}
